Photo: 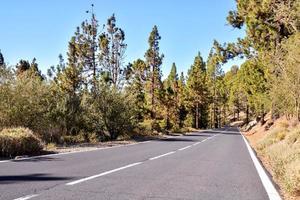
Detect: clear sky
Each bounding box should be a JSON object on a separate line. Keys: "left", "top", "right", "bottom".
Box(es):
{"left": 0, "top": 0, "right": 245, "bottom": 78}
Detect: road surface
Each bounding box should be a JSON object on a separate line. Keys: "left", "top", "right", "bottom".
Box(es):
{"left": 0, "top": 127, "right": 279, "bottom": 200}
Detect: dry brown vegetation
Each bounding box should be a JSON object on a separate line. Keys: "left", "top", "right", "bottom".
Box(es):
{"left": 0, "top": 127, "right": 43, "bottom": 158}
{"left": 244, "top": 117, "right": 300, "bottom": 200}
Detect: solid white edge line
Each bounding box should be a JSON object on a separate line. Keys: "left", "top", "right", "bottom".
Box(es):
{"left": 14, "top": 194, "right": 39, "bottom": 200}
{"left": 66, "top": 162, "right": 142, "bottom": 186}
{"left": 241, "top": 132, "right": 282, "bottom": 200}
{"left": 178, "top": 145, "right": 192, "bottom": 151}
{"left": 0, "top": 141, "right": 152, "bottom": 163}
{"left": 149, "top": 151, "right": 175, "bottom": 160}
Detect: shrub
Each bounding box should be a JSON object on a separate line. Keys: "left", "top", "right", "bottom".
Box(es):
{"left": 61, "top": 133, "right": 86, "bottom": 145}
{"left": 88, "top": 133, "right": 100, "bottom": 144}
{"left": 0, "top": 76, "right": 55, "bottom": 141}
{"left": 0, "top": 127, "right": 43, "bottom": 157}
{"left": 91, "top": 85, "right": 137, "bottom": 140}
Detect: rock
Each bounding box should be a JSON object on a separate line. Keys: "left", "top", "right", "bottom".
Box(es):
{"left": 14, "top": 155, "right": 29, "bottom": 160}
{"left": 245, "top": 120, "right": 257, "bottom": 131}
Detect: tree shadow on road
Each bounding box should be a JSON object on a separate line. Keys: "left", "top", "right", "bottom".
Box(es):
{"left": 0, "top": 173, "right": 72, "bottom": 184}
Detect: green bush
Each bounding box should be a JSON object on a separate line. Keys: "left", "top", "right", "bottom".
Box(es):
{"left": 91, "top": 85, "right": 137, "bottom": 140}
{"left": 0, "top": 76, "right": 56, "bottom": 141}
{"left": 0, "top": 127, "right": 43, "bottom": 157}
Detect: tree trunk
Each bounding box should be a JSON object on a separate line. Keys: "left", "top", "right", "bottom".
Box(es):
{"left": 151, "top": 66, "right": 155, "bottom": 119}
{"left": 246, "top": 104, "right": 249, "bottom": 124}
{"left": 195, "top": 102, "right": 199, "bottom": 129}
{"left": 223, "top": 106, "right": 226, "bottom": 126}
{"left": 260, "top": 105, "right": 265, "bottom": 125}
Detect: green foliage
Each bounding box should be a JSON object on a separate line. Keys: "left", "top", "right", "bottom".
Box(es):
{"left": 99, "top": 14, "right": 127, "bottom": 86}
{"left": 162, "top": 63, "right": 180, "bottom": 130}
{"left": 238, "top": 58, "right": 269, "bottom": 121}
{"left": 0, "top": 127, "right": 43, "bottom": 157}
{"left": 186, "top": 53, "right": 208, "bottom": 128}
{"left": 0, "top": 75, "right": 54, "bottom": 140}
{"left": 227, "top": 0, "right": 299, "bottom": 51}
{"left": 145, "top": 25, "right": 164, "bottom": 121}
{"left": 16, "top": 58, "right": 45, "bottom": 81}
{"left": 90, "top": 83, "right": 137, "bottom": 140}
{"left": 270, "top": 33, "right": 300, "bottom": 119}
{"left": 126, "top": 59, "right": 148, "bottom": 121}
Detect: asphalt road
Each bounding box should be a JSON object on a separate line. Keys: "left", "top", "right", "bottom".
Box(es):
{"left": 0, "top": 127, "right": 274, "bottom": 200}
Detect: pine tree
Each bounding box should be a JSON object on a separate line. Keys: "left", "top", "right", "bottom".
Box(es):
{"left": 51, "top": 37, "right": 84, "bottom": 135}
{"left": 68, "top": 8, "right": 100, "bottom": 91}
{"left": 99, "top": 14, "right": 127, "bottom": 86}
{"left": 163, "top": 63, "right": 179, "bottom": 130}
{"left": 128, "top": 59, "right": 148, "bottom": 121}
{"left": 16, "top": 58, "right": 44, "bottom": 80}
{"left": 0, "top": 50, "right": 4, "bottom": 66}
{"left": 186, "top": 52, "right": 208, "bottom": 129}
{"left": 144, "top": 25, "right": 164, "bottom": 121}
{"left": 206, "top": 46, "right": 224, "bottom": 128}
{"left": 178, "top": 72, "right": 187, "bottom": 128}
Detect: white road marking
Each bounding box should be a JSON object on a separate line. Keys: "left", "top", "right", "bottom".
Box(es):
{"left": 0, "top": 141, "right": 152, "bottom": 164}
{"left": 14, "top": 194, "right": 39, "bottom": 200}
{"left": 149, "top": 151, "right": 175, "bottom": 160}
{"left": 178, "top": 145, "right": 192, "bottom": 151}
{"left": 241, "top": 133, "right": 282, "bottom": 200}
{"left": 66, "top": 162, "right": 142, "bottom": 186}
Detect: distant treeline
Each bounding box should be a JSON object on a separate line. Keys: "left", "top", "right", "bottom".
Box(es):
{"left": 0, "top": 0, "right": 299, "bottom": 143}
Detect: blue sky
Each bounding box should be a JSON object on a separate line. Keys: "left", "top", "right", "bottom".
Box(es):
{"left": 1, "top": 0, "right": 245, "bottom": 78}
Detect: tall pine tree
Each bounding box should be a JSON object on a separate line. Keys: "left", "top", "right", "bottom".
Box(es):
{"left": 145, "top": 25, "right": 164, "bottom": 121}
{"left": 186, "top": 52, "right": 208, "bottom": 129}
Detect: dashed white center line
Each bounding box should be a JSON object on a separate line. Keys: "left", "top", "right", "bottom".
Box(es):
{"left": 66, "top": 162, "right": 142, "bottom": 186}
{"left": 65, "top": 134, "right": 217, "bottom": 186}
{"left": 14, "top": 194, "right": 39, "bottom": 200}
{"left": 178, "top": 145, "right": 192, "bottom": 151}
{"left": 148, "top": 151, "right": 175, "bottom": 160}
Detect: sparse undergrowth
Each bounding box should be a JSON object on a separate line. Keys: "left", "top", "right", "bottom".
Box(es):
{"left": 0, "top": 127, "right": 43, "bottom": 157}
{"left": 254, "top": 121, "right": 300, "bottom": 198}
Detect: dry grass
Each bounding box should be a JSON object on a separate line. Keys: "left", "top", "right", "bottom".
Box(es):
{"left": 284, "top": 160, "right": 300, "bottom": 196}
{"left": 245, "top": 117, "right": 300, "bottom": 199}
{"left": 256, "top": 127, "right": 287, "bottom": 151}
{"left": 0, "top": 127, "right": 43, "bottom": 157}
